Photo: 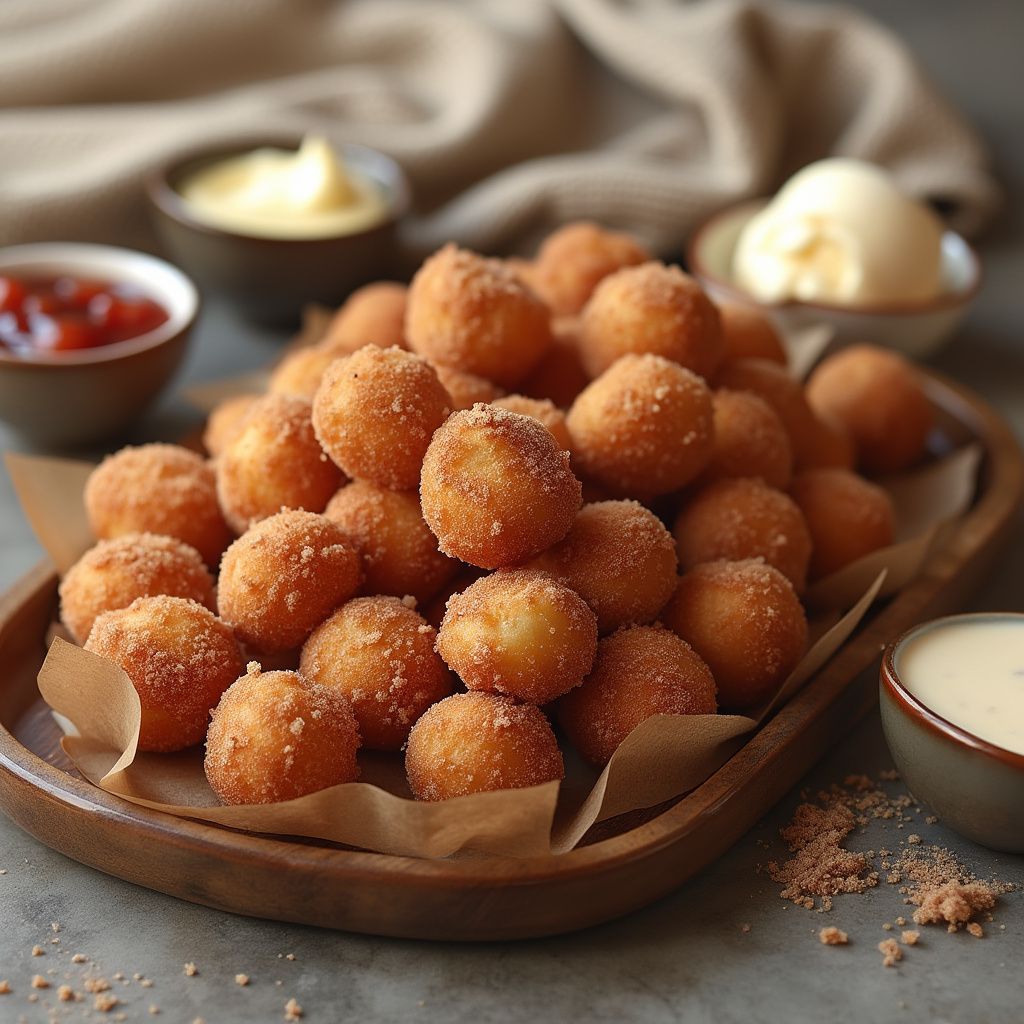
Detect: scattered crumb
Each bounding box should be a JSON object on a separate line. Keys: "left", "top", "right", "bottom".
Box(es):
{"left": 968, "top": 922, "right": 984, "bottom": 938}
{"left": 149, "top": 1007, "right": 160, "bottom": 1016}
{"left": 882, "top": 923, "right": 893, "bottom": 931}
{"left": 0, "top": 980, "right": 10, "bottom": 994}
{"left": 57, "top": 984, "right": 75, "bottom": 1002}
{"left": 739, "top": 923, "right": 751, "bottom": 933}
{"left": 907, "top": 834, "right": 922, "bottom": 845}
{"left": 184, "top": 962, "right": 199, "bottom": 977}
{"left": 895, "top": 916, "right": 907, "bottom": 926}
{"left": 819, "top": 926, "right": 848, "bottom": 946}
{"left": 31, "top": 945, "right": 45, "bottom": 956}
{"left": 113, "top": 971, "right": 125, "bottom": 981}
{"left": 285, "top": 953, "right": 296, "bottom": 962}
{"left": 235, "top": 974, "right": 250, "bottom": 987}
{"left": 94, "top": 992, "right": 119, "bottom": 1013}
{"left": 140, "top": 978, "right": 154, "bottom": 988}
{"left": 71, "top": 953, "right": 88, "bottom": 964}
{"left": 878, "top": 938, "right": 902, "bottom": 967}
{"left": 0, "top": 869, "right": 6, "bottom": 874}
{"left": 85, "top": 978, "right": 111, "bottom": 994}
{"left": 31, "top": 975, "right": 49, "bottom": 989}
{"left": 50, "top": 922, "right": 60, "bottom": 933}
{"left": 911, "top": 881, "right": 999, "bottom": 930}
{"left": 901, "top": 930, "right": 920, "bottom": 946}
{"left": 925, "top": 816, "right": 938, "bottom": 825}
{"left": 285, "top": 997, "right": 303, "bottom": 1020}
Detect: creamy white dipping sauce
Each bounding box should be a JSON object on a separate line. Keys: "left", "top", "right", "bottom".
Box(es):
{"left": 897, "top": 617, "right": 1024, "bottom": 756}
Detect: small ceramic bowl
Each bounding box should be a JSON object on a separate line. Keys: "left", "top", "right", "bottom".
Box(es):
{"left": 0, "top": 243, "right": 198, "bottom": 448}
{"left": 688, "top": 200, "right": 981, "bottom": 361}
{"left": 146, "top": 138, "right": 410, "bottom": 323}
{"left": 880, "top": 612, "right": 1024, "bottom": 852}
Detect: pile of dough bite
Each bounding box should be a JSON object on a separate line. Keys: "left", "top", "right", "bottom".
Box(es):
{"left": 61, "top": 222, "right": 935, "bottom": 807}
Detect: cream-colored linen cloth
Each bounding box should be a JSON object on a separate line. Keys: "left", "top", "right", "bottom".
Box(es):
{"left": 0, "top": 0, "right": 998, "bottom": 261}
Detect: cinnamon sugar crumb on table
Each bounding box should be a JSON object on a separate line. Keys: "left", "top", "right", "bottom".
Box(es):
{"left": 818, "top": 926, "right": 848, "bottom": 945}
{"left": 878, "top": 938, "right": 902, "bottom": 967}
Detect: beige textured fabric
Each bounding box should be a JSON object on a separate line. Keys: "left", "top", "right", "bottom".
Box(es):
{"left": 0, "top": 0, "right": 998, "bottom": 261}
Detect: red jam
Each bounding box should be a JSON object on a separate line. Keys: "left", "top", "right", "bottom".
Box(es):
{"left": 0, "top": 275, "right": 169, "bottom": 355}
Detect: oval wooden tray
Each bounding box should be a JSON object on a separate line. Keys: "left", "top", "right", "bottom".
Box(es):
{"left": 1, "top": 369, "right": 1021, "bottom": 941}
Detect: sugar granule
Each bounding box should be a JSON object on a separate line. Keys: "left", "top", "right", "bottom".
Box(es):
{"left": 184, "top": 962, "right": 199, "bottom": 977}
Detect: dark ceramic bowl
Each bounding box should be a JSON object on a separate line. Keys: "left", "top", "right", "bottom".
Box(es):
{"left": 0, "top": 243, "right": 198, "bottom": 448}
{"left": 880, "top": 612, "right": 1024, "bottom": 852}
{"left": 146, "top": 138, "right": 410, "bottom": 323}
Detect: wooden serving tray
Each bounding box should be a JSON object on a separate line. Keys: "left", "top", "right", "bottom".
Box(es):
{"left": 0, "top": 369, "right": 1021, "bottom": 941}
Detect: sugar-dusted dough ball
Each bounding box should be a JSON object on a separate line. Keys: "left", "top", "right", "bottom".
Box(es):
{"left": 85, "top": 443, "right": 232, "bottom": 567}
{"left": 60, "top": 533, "right": 215, "bottom": 644}
{"left": 673, "top": 477, "right": 812, "bottom": 591}
{"left": 420, "top": 404, "right": 581, "bottom": 568}
{"left": 323, "top": 480, "right": 458, "bottom": 603}
{"left": 205, "top": 667, "right": 360, "bottom": 805}
{"left": 438, "top": 569, "right": 598, "bottom": 705}
{"left": 579, "top": 262, "right": 723, "bottom": 380}
{"left": 521, "top": 316, "right": 590, "bottom": 408}
{"left": 312, "top": 345, "right": 451, "bottom": 491}
{"left": 661, "top": 559, "right": 808, "bottom": 711}
{"left": 705, "top": 388, "right": 793, "bottom": 490}
{"left": 790, "top": 468, "right": 896, "bottom": 579}
{"left": 567, "top": 353, "right": 714, "bottom": 499}
{"left": 492, "top": 394, "right": 572, "bottom": 453}
{"left": 531, "top": 221, "right": 651, "bottom": 316}
{"left": 798, "top": 411, "right": 857, "bottom": 470}
{"left": 805, "top": 344, "right": 933, "bottom": 475}
{"left": 528, "top": 500, "right": 677, "bottom": 633}
{"left": 434, "top": 364, "right": 504, "bottom": 411}
{"left": 216, "top": 392, "right": 343, "bottom": 534}
{"left": 85, "top": 596, "right": 243, "bottom": 752}
{"left": 406, "top": 244, "right": 552, "bottom": 388}
{"left": 717, "top": 302, "right": 787, "bottom": 366}
{"left": 322, "top": 281, "right": 408, "bottom": 355}
{"left": 405, "top": 691, "right": 564, "bottom": 801}
{"left": 557, "top": 624, "right": 716, "bottom": 766}
{"left": 300, "top": 596, "right": 453, "bottom": 750}
{"left": 203, "top": 394, "right": 258, "bottom": 458}
{"left": 268, "top": 345, "right": 339, "bottom": 399}
{"left": 217, "top": 509, "right": 362, "bottom": 652}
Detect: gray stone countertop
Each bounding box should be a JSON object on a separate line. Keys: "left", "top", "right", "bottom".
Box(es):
{"left": 1, "top": 1, "right": 1022, "bottom": 1021}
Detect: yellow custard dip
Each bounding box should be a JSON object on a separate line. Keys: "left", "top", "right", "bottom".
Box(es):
{"left": 178, "top": 135, "right": 389, "bottom": 239}
{"left": 897, "top": 616, "right": 1024, "bottom": 756}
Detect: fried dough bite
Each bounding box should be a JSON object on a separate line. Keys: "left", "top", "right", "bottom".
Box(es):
{"left": 492, "top": 394, "right": 572, "bottom": 453}
{"left": 437, "top": 569, "right": 598, "bottom": 705}
{"left": 557, "top": 624, "right": 716, "bottom": 766}
{"left": 673, "top": 477, "right": 812, "bottom": 592}
{"left": 312, "top": 345, "right": 452, "bottom": 491}
{"left": 216, "top": 392, "right": 343, "bottom": 534}
{"left": 203, "top": 394, "right": 259, "bottom": 458}
{"left": 60, "top": 533, "right": 215, "bottom": 644}
{"left": 85, "top": 595, "right": 243, "bottom": 752}
{"left": 527, "top": 500, "right": 678, "bottom": 633}
{"left": 705, "top": 388, "right": 793, "bottom": 490}
{"left": 717, "top": 302, "right": 787, "bottom": 366}
{"left": 566, "top": 354, "right": 714, "bottom": 499}
{"left": 300, "top": 596, "right": 454, "bottom": 750}
{"left": 405, "top": 244, "right": 552, "bottom": 388}
{"left": 661, "top": 559, "right": 808, "bottom": 712}
{"left": 579, "top": 262, "right": 723, "bottom": 380}
{"left": 205, "top": 666, "right": 360, "bottom": 804}
{"left": 267, "top": 344, "right": 339, "bottom": 399}
{"left": 520, "top": 315, "right": 590, "bottom": 408}
{"left": 434, "top": 364, "right": 504, "bottom": 411}
{"left": 790, "top": 468, "right": 896, "bottom": 579}
{"left": 217, "top": 509, "right": 362, "bottom": 653}
{"left": 405, "top": 691, "right": 564, "bottom": 801}
{"left": 419, "top": 404, "right": 581, "bottom": 568}
{"left": 321, "top": 281, "right": 408, "bottom": 355}
{"left": 84, "top": 443, "right": 232, "bottom": 567}
{"left": 798, "top": 411, "right": 857, "bottom": 470}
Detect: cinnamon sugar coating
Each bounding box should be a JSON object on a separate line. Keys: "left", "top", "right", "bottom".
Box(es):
{"left": 205, "top": 667, "right": 360, "bottom": 804}
{"left": 705, "top": 389, "right": 793, "bottom": 490}
{"left": 717, "top": 302, "right": 787, "bottom": 367}
{"left": 492, "top": 394, "right": 572, "bottom": 453}
{"left": 203, "top": 394, "right": 258, "bottom": 458}
{"left": 405, "top": 691, "right": 563, "bottom": 801}
{"left": 321, "top": 281, "right": 408, "bottom": 355}
{"left": 433, "top": 364, "right": 504, "bottom": 411}
{"left": 85, "top": 596, "right": 243, "bottom": 752}
{"left": 268, "top": 345, "right": 339, "bottom": 400}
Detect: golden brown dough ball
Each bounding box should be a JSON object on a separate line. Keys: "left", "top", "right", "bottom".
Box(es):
{"left": 217, "top": 509, "right": 363, "bottom": 653}
{"left": 532, "top": 221, "right": 652, "bottom": 316}
{"left": 420, "top": 404, "right": 581, "bottom": 568}
{"left": 790, "top": 468, "right": 896, "bottom": 579}
{"left": 323, "top": 480, "right": 458, "bottom": 604}
{"left": 492, "top": 394, "right": 572, "bottom": 453}
{"left": 557, "top": 624, "right": 716, "bottom": 766}
{"left": 566, "top": 354, "right": 714, "bottom": 499}
{"left": 715, "top": 358, "right": 821, "bottom": 469}
{"left": 300, "top": 596, "right": 453, "bottom": 750}
{"left": 216, "top": 393, "right": 344, "bottom": 534}
{"left": 60, "top": 533, "right": 215, "bottom": 644}
{"left": 405, "top": 244, "right": 552, "bottom": 388}
{"left": 85, "top": 596, "right": 243, "bottom": 752}
{"left": 805, "top": 344, "right": 933, "bottom": 475}
{"left": 520, "top": 316, "right": 590, "bottom": 408}
{"left": 528, "top": 500, "right": 678, "bottom": 633}
{"left": 321, "top": 281, "right": 408, "bottom": 355}
{"left": 203, "top": 394, "right": 258, "bottom": 458}
{"left": 705, "top": 388, "right": 793, "bottom": 490}
{"left": 204, "top": 666, "right": 360, "bottom": 805}
{"left": 434, "top": 364, "right": 504, "bottom": 411}
{"left": 579, "top": 262, "right": 723, "bottom": 380}
{"left": 660, "top": 559, "right": 807, "bottom": 712}
{"left": 673, "top": 477, "right": 812, "bottom": 591}
{"left": 717, "top": 302, "right": 788, "bottom": 366}
{"left": 437, "top": 569, "right": 598, "bottom": 705}
{"left": 312, "top": 345, "right": 452, "bottom": 491}
{"left": 798, "top": 411, "right": 857, "bottom": 470}
{"left": 85, "top": 444, "right": 232, "bottom": 568}
{"left": 267, "top": 345, "right": 339, "bottom": 399}
{"left": 405, "top": 691, "right": 564, "bottom": 801}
